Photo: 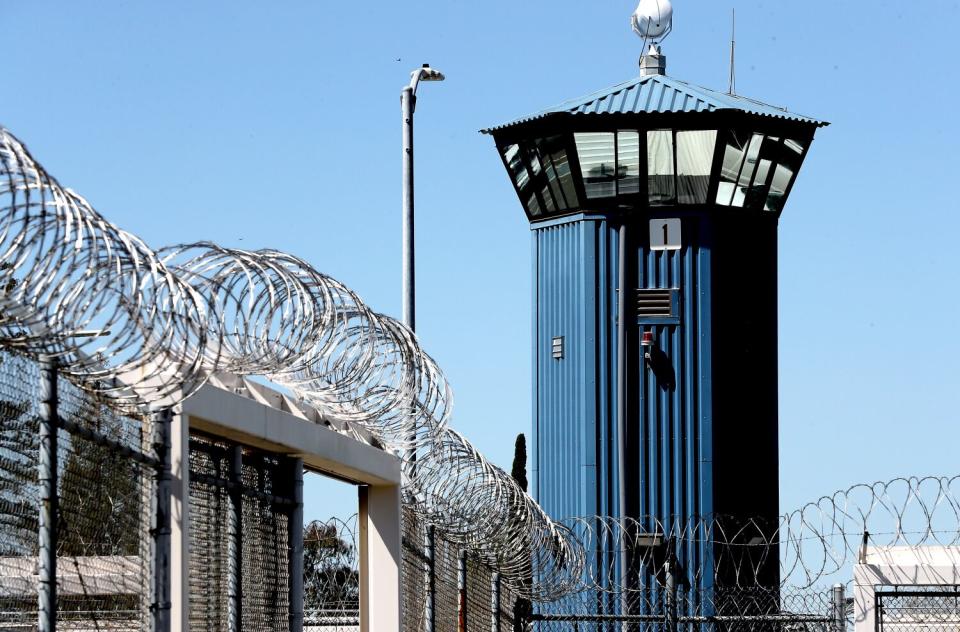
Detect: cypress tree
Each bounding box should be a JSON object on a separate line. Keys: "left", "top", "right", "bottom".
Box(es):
{"left": 511, "top": 434, "right": 528, "bottom": 492}
{"left": 511, "top": 433, "right": 532, "bottom": 631}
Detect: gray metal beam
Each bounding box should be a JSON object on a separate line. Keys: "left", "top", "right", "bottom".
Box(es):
{"left": 288, "top": 458, "right": 304, "bottom": 632}
{"left": 153, "top": 408, "right": 173, "bottom": 632}
{"left": 226, "top": 445, "right": 243, "bottom": 632}
{"left": 38, "top": 357, "right": 58, "bottom": 632}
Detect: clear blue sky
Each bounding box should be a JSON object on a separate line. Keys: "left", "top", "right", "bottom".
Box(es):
{"left": 4, "top": 1, "right": 959, "bottom": 522}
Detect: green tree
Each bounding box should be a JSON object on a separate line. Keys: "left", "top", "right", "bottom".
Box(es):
{"left": 511, "top": 433, "right": 528, "bottom": 493}
{"left": 303, "top": 520, "right": 359, "bottom": 614}
{"left": 512, "top": 433, "right": 532, "bottom": 632}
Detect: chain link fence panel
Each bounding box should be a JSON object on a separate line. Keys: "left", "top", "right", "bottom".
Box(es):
{"left": 187, "top": 433, "right": 297, "bottom": 632}
{"left": 56, "top": 376, "right": 155, "bottom": 631}
{"left": 0, "top": 351, "right": 41, "bottom": 630}
{"left": 0, "top": 350, "right": 160, "bottom": 632}
{"left": 876, "top": 587, "right": 960, "bottom": 632}
{"left": 400, "top": 502, "right": 522, "bottom": 632}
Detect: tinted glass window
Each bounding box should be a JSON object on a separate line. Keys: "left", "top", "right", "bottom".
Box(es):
{"left": 765, "top": 164, "right": 794, "bottom": 212}
{"left": 731, "top": 133, "right": 764, "bottom": 207}
{"left": 647, "top": 130, "right": 675, "bottom": 205}
{"left": 716, "top": 130, "right": 750, "bottom": 206}
{"left": 676, "top": 130, "right": 716, "bottom": 205}
{"left": 617, "top": 131, "right": 641, "bottom": 196}
{"left": 503, "top": 144, "right": 530, "bottom": 190}
{"left": 575, "top": 132, "right": 617, "bottom": 199}
{"left": 536, "top": 136, "right": 579, "bottom": 210}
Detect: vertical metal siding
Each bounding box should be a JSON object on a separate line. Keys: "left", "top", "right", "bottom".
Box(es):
{"left": 532, "top": 213, "right": 719, "bottom": 614}
{"left": 531, "top": 231, "right": 540, "bottom": 501}
{"left": 533, "top": 218, "right": 600, "bottom": 522}
{"left": 598, "top": 222, "right": 618, "bottom": 606}
{"left": 697, "top": 217, "right": 716, "bottom": 606}
{"left": 632, "top": 215, "right": 714, "bottom": 611}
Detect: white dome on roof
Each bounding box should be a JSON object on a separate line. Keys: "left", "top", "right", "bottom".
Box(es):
{"left": 631, "top": 0, "right": 673, "bottom": 40}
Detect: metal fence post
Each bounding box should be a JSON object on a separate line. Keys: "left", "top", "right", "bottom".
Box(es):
{"left": 426, "top": 525, "right": 435, "bottom": 632}
{"left": 152, "top": 408, "right": 173, "bottom": 632}
{"left": 664, "top": 544, "right": 677, "bottom": 632}
{"left": 458, "top": 550, "right": 467, "bottom": 632}
{"left": 38, "top": 357, "right": 58, "bottom": 632}
{"left": 226, "top": 445, "right": 243, "bottom": 632}
{"left": 832, "top": 583, "right": 846, "bottom": 632}
{"left": 492, "top": 572, "right": 501, "bottom": 632}
{"left": 288, "top": 458, "right": 304, "bottom": 632}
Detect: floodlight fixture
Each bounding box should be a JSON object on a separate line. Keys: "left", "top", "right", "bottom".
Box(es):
{"left": 408, "top": 64, "right": 446, "bottom": 96}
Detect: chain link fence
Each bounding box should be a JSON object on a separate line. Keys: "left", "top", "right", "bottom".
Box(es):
{"left": 0, "top": 349, "right": 165, "bottom": 632}
{"left": 876, "top": 587, "right": 960, "bottom": 631}
{"left": 0, "top": 349, "right": 309, "bottom": 632}
{"left": 400, "top": 505, "right": 519, "bottom": 632}
{"left": 529, "top": 585, "right": 843, "bottom": 632}
{"left": 0, "top": 351, "right": 43, "bottom": 631}
{"left": 188, "top": 433, "right": 298, "bottom": 632}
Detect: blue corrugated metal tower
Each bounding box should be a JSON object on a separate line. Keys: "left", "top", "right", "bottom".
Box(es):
{"left": 483, "top": 40, "right": 826, "bottom": 617}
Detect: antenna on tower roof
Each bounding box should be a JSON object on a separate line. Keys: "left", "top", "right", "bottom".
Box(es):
{"left": 728, "top": 8, "right": 737, "bottom": 95}
{"left": 632, "top": 0, "right": 674, "bottom": 76}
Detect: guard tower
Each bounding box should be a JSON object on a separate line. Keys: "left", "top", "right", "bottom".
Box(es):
{"left": 482, "top": 3, "right": 827, "bottom": 616}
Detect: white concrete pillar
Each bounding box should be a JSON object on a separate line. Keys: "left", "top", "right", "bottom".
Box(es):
{"left": 170, "top": 410, "right": 191, "bottom": 632}
{"left": 358, "top": 484, "right": 402, "bottom": 632}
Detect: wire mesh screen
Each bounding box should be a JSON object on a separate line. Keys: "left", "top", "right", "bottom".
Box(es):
{"left": 188, "top": 445, "right": 231, "bottom": 631}
{"left": 465, "top": 556, "right": 493, "bottom": 630}
{"left": 188, "top": 433, "right": 295, "bottom": 632}
{"left": 0, "top": 351, "right": 41, "bottom": 629}
{"left": 56, "top": 378, "right": 154, "bottom": 631}
{"left": 400, "top": 501, "right": 520, "bottom": 632}
{"left": 0, "top": 350, "right": 158, "bottom": 632}
{"left": 241, "top": 454, "right": 291, "bottom": 631}
{"left": 877, "top": 588, "right": 960, "bottom": 631}
{"left": 401, "top": 507, "right": 428, "bottom": 632}
{"left": 498, "top": 575, "right": 518, "bottom": 631}
{"left": 433, "top": 528, "right": 461, "bottom": 631}
{"left": 530, "top": 586, "right": 838, "bottom": 632}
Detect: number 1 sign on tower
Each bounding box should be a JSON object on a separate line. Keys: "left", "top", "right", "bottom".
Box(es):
{"left": 649, "top": 218, "right": 682, "bottom": 251}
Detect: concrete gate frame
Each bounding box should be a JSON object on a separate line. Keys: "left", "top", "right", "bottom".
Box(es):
{"left": 169, "top": 373, "right": 402, "bottom": 632}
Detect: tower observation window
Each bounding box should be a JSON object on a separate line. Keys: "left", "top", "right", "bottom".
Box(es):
{"left": 618, "top": 131, "right": 641, "bottom": 195}
{"left": 500, "top": 124, "right": 809, "bottom": 219}
{"left": 676, "top": 130, "right": 717, "bottom": 204}
{"left": 647, "top": 130, "right": 675, "bottom": 205}
{"left": 575, "top": 132, "right": 617, "bottom": 199}
{"left": 574, "top": 131, "right": 641, "bottom": 200}
{"left": 716, "top": 130, "right": 808, "bottom": 211}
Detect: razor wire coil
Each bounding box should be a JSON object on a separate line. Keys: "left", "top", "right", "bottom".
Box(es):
{"left": 1, "top": 127, "right": 959, "bottom": 605}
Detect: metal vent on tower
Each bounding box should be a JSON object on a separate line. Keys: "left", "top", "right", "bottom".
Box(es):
{"left": 636, "top": 288, "right": 679, "bottom": 323}
{"left": 551, "top": 336, "right": 565, "bottom": 360}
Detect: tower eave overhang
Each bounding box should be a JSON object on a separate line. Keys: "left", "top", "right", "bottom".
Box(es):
{"left": 480, "top": 74, "right": 829, "bottom": 135}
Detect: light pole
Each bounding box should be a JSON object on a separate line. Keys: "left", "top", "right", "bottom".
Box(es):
{"left": 401, "top": 64, "right": 444, "bottom": 332}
